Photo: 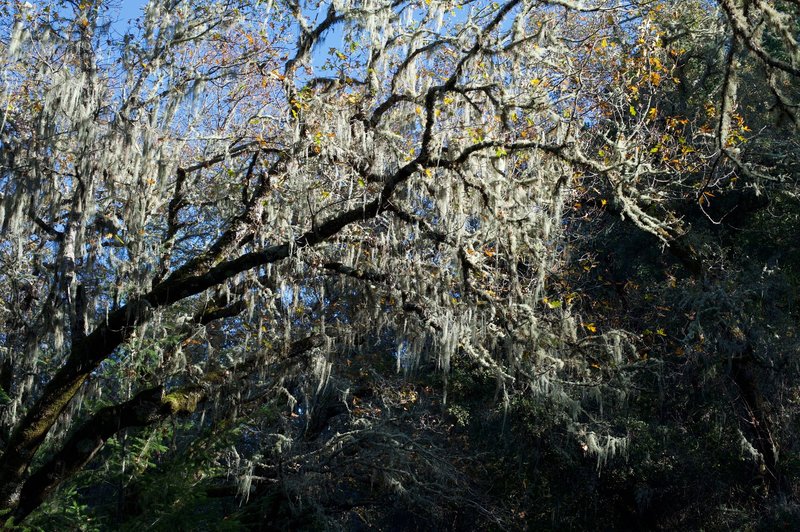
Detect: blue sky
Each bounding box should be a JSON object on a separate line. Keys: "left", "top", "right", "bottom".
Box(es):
{"left": 117, "top": 0, "right": 147, "bottom": 20}
{"left": 108, "top": 0, "right": 148, "bottom": 33}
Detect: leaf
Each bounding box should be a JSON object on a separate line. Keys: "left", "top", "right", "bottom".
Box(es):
{"left": 0, "top": 386, "right": 11, "bottom": 405}
{"left": 584, "top": 323, "right": 597, "bottom": 333}
{"left": 544, "top": 298, "right": 562, "bottom": 309}
{"left": 629, "top": 105, "right": 637, "bottom": 116}
{"left": 650, "top": 72, "right": 661, "bottom": 85}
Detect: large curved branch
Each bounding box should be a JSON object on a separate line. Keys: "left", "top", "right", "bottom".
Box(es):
{"left": 11, "top": 334, "right": 324, "bottom": 521}
{"left": 12, "top": 386, "right": 170, "bottom": 521}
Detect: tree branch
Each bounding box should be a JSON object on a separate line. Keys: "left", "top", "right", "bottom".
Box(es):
{"left": 11, "top": 334, "right": 324, "bottom": 521}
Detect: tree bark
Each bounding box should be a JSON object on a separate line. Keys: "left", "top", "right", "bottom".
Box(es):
{"left": 5, "top": 334, "right": 323, "bottom": 521}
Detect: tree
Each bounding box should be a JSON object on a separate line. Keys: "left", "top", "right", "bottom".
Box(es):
{"left": 0, "top": 0, "right": 798, "bottom": 527}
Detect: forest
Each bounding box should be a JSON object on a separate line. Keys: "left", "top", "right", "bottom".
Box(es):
{"left": 0, "top": 0, "right": 798, "bottom": 529}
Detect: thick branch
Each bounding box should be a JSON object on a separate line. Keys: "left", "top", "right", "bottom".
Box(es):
{"left": 12, "top": 386, "right": 170, "bottom": 521}
{"left": 12, "top": 334, "right": 323, "bottom": 521}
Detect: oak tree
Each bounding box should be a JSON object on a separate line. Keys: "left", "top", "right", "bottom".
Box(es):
{"left": 0, "top": 0, "right": 797, "bottom": 526}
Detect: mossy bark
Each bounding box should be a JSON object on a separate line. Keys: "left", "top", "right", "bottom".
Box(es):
{"left": 5, "top": 334, "right": 322, "bottom": 522}
{"left": 11, "top": 384, "right": 207, "bottom": 522}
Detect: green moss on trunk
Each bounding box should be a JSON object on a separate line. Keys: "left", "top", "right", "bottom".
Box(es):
{"left": 163, "top": 389, "right": 204, "bottom": 416}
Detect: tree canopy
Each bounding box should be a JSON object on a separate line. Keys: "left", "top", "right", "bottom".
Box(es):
{"left": 0, "top": 0, "right": 798, "bottom": 528}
